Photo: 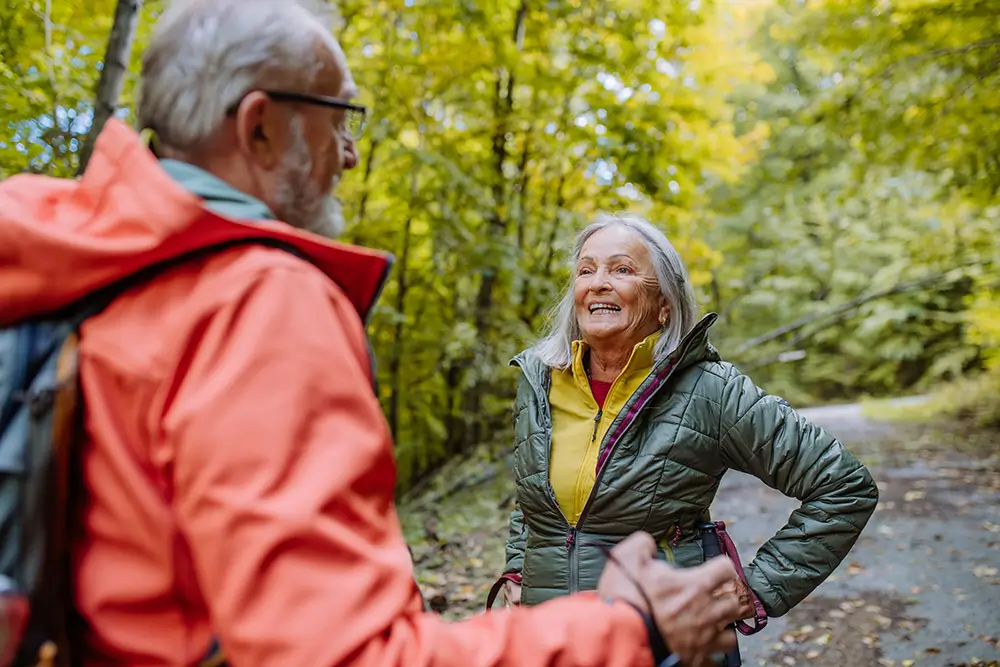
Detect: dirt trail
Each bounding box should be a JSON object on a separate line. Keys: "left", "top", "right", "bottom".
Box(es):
{"left": 402, "top": 401, "right": 1000, "bottom": 667}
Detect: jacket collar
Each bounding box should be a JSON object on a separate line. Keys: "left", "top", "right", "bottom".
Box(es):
{"left": 568, "top": 331, "right": 660, "bottom": 394}
{"left": 159, "top": 158, "right": 277, "bottom": 222}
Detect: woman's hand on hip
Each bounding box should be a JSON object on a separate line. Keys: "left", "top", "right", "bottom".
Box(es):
{"left": 502, "top": 580, "right": 522, "bottom": 607}
{"left": 715, "top": 579, "right": 755, "bottom": 619}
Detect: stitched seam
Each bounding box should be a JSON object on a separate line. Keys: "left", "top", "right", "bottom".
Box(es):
{"left": 789, "top": 521, "right": 843, "bottom": 562}
{"left": 804, "top": 502, "right": 868, "bottom": 534}
{"left": 750, "top": 563, "right": 785, "bottom": 610}
{"left": 641, "top": 430, "right": 674, "bottom": 528}
{"left": 717, "top": 366, "right": 736, "bottom": 450}
{"left": 643, "top": 421, "right": 717, "bottom": 441}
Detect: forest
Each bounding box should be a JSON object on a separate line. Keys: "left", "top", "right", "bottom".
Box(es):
{"left": 2, "top": 0, "right": 997, "bottom": 490}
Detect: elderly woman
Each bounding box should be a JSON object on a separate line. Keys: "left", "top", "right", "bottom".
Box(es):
{"left": 490, "top": 213, "right": 878, "bottom": 622}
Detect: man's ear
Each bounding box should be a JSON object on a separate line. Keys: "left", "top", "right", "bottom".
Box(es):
{"left": 233, "top": 91, "right": 284, "bottom": 170}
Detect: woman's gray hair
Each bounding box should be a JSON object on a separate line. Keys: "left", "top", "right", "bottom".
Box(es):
{"left": 137, "top": 0, "right": 337, "bottom": 153}
{"left": 534, "top": 213, "right": 700, "bottom": 369}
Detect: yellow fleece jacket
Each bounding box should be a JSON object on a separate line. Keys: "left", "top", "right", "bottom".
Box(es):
{"left": 548, "top": 333, "right": 658, "bottom": 525}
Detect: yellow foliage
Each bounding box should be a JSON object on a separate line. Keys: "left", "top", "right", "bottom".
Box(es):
{"left": 967, "top": 291, "right": 1000, "bottom": 368}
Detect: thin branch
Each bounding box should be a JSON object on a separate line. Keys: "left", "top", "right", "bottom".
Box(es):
{"left": 43, "top": 0, "right": 56, "bottom": 91}
{"left": 732, "top": 265, "right": 984, "bottom": 357}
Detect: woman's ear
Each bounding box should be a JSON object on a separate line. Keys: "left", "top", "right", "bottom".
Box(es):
{"left": 658, "top": 301, "right": 670, "bottom": 327}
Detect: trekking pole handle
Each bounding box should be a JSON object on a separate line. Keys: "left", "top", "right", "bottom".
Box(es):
{"left": 699, "top": 523, "right": 742, "bottom": 667}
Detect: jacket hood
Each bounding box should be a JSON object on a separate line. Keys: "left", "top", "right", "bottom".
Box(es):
{"left": 0, "top": 119, "right": 393, "bottom": 326}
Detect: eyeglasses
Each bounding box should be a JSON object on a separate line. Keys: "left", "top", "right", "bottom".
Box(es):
{"left": 226, "top": 90, "right": 369, "bottom": 141}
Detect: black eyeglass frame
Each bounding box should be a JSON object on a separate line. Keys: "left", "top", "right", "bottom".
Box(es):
{"left": 226, "top": 90, "right": 369, "bottom": 140}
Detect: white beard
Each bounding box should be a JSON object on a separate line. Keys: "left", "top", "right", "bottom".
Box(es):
{"left": 273, "top": 117, "right": 346, "bottom": 239}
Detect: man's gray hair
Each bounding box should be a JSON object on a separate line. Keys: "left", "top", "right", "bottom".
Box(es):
{"left": 138, "top": 0, "right": 338, "bottom": 153}
{"left": 534, "top": 213, "right": 700, "bottom": 369}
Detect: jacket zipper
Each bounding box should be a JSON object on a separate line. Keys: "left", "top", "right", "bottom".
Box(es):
{"left": 571, "top": 325, "right": 707, "bottom": 548}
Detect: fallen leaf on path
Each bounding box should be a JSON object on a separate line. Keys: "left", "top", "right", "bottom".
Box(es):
{"left": 901, "top": 660, "right": 914, "bottom": 667}
{"left": 848, "top": 562, "right": 865, "bottom": 575}
{"left": 972, "top": 566, "right": 998, "bottom": 578}
{"left": 904, "top": 491, "right": 925, "bottom": 501}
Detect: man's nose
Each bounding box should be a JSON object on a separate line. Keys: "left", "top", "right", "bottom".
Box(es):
{"left": 343, "top": 139, "right": 359, "bottom": 170}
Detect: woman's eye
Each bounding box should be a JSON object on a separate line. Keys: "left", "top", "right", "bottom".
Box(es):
{"left": 578, "top": 267, "right": 593, "bottom": 276}
{"left": 616, "top": 266, "right": 632, "bottom": 274}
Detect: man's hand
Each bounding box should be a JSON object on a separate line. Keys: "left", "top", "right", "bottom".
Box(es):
{"left": 597, "top": 532, "right": 744, "bottom": 667}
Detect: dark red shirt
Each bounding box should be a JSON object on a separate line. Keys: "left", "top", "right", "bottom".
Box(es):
{"left": 589, "top": 378, "right": 613, "bottom": 409}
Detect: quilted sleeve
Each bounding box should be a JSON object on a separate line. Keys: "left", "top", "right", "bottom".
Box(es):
{"left": 505, "top": 503, "right": 528, "bottom": 574}
{"left": 716, "top": 365, "right": 879, "bottom": 617}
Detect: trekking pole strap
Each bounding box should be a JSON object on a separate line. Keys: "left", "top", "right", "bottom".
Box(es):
{"left": 707, "top": 522, "right": 768, "bottom": 636}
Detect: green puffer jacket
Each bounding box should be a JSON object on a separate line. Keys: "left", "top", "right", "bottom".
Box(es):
{"left": 502, "top": 313, "right": 878, "bottom": 616}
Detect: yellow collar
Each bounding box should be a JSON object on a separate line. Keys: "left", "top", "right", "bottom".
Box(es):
{"left": 569, "top": 331, "right": 660, "bottom": 394}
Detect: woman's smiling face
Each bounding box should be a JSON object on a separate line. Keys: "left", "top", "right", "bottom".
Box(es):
{"left": 573, "top": 225, "right": 668, "bottom": 348}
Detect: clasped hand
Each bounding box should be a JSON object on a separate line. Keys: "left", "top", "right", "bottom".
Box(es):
{"left": 597, "top": 532, "right": 747, "bottom": 667}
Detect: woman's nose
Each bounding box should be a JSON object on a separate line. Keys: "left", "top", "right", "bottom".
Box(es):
{"left": 589, "top": 270, "right": 612, "bottom": 291}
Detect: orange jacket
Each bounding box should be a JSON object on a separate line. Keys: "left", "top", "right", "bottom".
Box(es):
{"left": 0, "top": 120, "right": 654, "bottom": 667}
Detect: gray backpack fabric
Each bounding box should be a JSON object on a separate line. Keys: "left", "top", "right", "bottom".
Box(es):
{"left": 0, "top": 311, "right": 82, "bottom": 667}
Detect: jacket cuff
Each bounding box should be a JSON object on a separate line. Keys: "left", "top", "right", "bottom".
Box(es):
{"left": 746, "top": 564, "right": 787, "bottom": 617}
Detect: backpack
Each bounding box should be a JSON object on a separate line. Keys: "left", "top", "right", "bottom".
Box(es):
{"left": 0, "top": 237, "right": 302, "bottom": 667}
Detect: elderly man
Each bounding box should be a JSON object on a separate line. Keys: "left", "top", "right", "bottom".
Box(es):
{"left": 0, "top": 1, "right": 745, "bottom": 666}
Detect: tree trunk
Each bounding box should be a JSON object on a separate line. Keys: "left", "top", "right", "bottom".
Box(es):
{"left": 521, "top": 172, "right": 567, "bottom": 326}
{"left": 77, "top": 0, "right": 142, "bottom": 175}
{"left": 387, "top": 169, "right": 419, "bottom": 440}
{"left": 464, "top": 0, "right": 529, "bottom": 445}
{"left": 348, "top": 137, "right": 382, "bottom": 246}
